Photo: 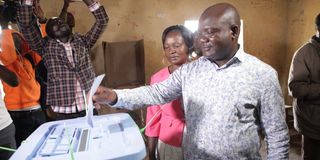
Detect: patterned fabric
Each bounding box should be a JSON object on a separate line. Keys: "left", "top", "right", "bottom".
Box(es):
{"left": 145, "top": 67, "right": 185, "bottom": 147}
{"left": 51, "top": 41, "right": 85, "bottom": 113}
{"left": 288, "top": 35, "right": 320, "bottom": 140}
{"left": 157, "top": 139, "right": 183, "bottom": 160}
{"left": 17, "top": 4, "right": 108, "bottom": 112}
{"left": 113, "top": 48, "right": 289, "bottom": 159}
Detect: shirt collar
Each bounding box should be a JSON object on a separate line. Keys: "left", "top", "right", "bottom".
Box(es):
{"left": 56, "top": 36, "right": 74, "bottom": 44}
{"left": 201, "top": 45, "right": 246, "bottom": 70}
{"left": 57, "top": 39, "right": 70, "bottom": 45}
{"left": 234, "top": 46, "right": 246, "bottom": 62}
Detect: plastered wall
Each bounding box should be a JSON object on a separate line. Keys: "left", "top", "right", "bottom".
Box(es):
{"left": 40, "top": 0, "right": 316, "bottom": 104}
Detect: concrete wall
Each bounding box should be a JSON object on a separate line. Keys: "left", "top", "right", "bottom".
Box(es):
{"left": 40, "top": 0, "right": 318, "bottom": 104}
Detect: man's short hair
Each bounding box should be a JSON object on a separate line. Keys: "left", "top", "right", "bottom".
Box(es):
{"left": 316, "top": 13, "right": 320, "bottom": 28}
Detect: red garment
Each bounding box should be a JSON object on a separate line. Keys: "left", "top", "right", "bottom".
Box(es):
{"left": 145, "top": 67, "right": 185, "bottom": 147}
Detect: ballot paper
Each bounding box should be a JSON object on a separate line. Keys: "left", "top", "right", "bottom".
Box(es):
{"left": 86, "top": 74, "right": 105, "bottom": 127}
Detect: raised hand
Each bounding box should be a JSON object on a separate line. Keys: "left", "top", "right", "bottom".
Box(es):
{"left": 62, "top": 0, "right": 71, "bottom": 10}
{"left": 33, "top": 0, "right": 47, "bottom": 23}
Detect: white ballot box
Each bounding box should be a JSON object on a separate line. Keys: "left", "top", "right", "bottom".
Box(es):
{"left": 10, "top": 113, "right": 146, "bottom": 160}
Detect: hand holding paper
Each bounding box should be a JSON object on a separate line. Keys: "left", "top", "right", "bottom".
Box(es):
{"left": 86, "top": 74, "right": 105, "bottom": 127}
{"left": 92, "top": 86, "right": 118, "bottom": 105}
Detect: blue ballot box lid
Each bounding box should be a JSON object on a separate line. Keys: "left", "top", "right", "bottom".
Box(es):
{"left": 10, "top": 113, "right": 146, "bottom": 160}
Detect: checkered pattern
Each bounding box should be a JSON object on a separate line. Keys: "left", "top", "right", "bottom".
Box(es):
{"left": 17, "top": 4, "right": 109, "bottom": 113}
{"left": 89, "top": 2, "right": 101, "bottom": 12}
{"left": 23, "top": 0, "right": 33, "bottom": 6}
{"left": 51, "top": 42, "right": 85, "bottom": 113}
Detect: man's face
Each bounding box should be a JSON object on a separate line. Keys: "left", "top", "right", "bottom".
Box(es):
{"left": 46, "top": 17, "right": 71, "bottom": 39}
{"left": 197, "top": 15, "right": 234, "bottom": 61}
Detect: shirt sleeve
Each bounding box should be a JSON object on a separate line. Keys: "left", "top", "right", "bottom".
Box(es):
{"left": 22, "top": 0, "right": 33, "bottom": 5}
{"left": 88, "top": 1, "right": 101, "bottom": 12}
{"left": 112, "top": 66, "right": 183, "bottom": 110}
{"left": 288, "top": 45, "right": 320, "bottom": 100}
{"left": 17, "top": 4, "right": 45, "bottom": 56}
{"left": 260, "top": 69, "right": 289, "bottom": 159}
{"left": 82, "top": 5, "right": 109, "bottom": 49}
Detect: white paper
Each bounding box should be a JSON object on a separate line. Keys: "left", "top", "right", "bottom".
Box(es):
{"left": 86, "top": 74, "right": 105, "bottom": 127}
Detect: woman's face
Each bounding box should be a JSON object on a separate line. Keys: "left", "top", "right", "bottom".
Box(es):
{"left": 163, "top": 30, "right": 189, "bottom": 66}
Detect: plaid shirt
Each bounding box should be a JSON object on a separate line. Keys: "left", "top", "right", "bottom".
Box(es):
{"left": 51, "top": 41, "right": 85, "bottom": 113}
{"left": 17, "top": 3, "right": 108, "bottom": 113}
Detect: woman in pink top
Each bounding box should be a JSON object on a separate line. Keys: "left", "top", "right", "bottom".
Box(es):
{"left": 145, "top": 25, "right": 194, "bottom": 160}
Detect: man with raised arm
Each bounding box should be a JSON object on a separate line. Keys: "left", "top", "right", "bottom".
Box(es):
{"left": 16, "top": 0, "right": 108, "bottom": 120}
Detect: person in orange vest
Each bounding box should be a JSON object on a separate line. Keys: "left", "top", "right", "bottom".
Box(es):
{"left": 0, "top": 18, "right": 46, "bottom": 147}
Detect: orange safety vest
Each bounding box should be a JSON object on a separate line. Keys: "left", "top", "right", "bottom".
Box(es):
{"left": 0, "top": 29, "right": 42, "bottom": 110}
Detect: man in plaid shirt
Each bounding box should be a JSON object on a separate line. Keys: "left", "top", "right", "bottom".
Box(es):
{"left": 16, "top": 0, "right": 109, "bottom": 119}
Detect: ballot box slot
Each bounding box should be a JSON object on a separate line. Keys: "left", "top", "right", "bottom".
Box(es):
{"left": 78, "top": 129, "right": 89, "bottom": 152}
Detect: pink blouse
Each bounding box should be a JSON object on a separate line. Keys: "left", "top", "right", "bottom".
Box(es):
{"left": 145, "top": 67, "right": 185, "bottom": 147}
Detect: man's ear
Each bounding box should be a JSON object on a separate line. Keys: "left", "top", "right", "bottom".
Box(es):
{"left": 230, "top": 25, "right": 239, "bottom": 40}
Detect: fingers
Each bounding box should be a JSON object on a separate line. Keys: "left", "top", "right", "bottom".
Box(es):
{"left": 93, "top": 86, "right": 107, "bottom": 103}
{"left": 94, "top": 103, "right": 101, "bottom": 110}
{"left": 92, "top": 94, "right": 106, "bottom": 104}
{"left": 95, "top": 86, "right": 108, "bottom": 94}
{"left": 92, "top": 86, "right": 117, "bottom": 105}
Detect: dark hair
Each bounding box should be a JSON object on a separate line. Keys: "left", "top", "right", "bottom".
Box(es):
{"left": 1, "top": 1, "right": 17, "bottom": 23}
{"left": 45, "top": 18, "right": 56, "bottom": 38}
{"left": 316, "top": 13, "right": 320, "bottom": 28}
{"left": 162, "top": 25, "right": 194, "bottom": 54}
